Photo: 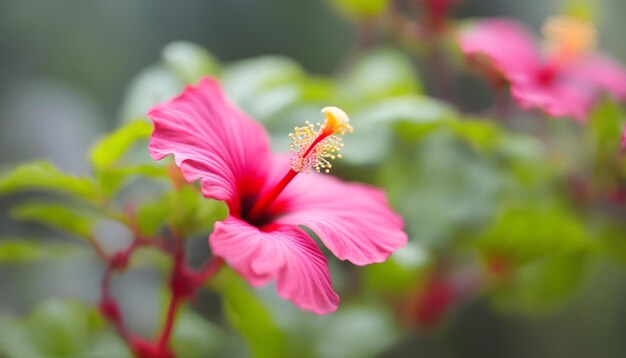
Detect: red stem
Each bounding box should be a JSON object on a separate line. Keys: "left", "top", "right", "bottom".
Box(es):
{"left": 157, "top": 295, "right": 181, "bottom": 353}
{"left": 98, "top": 235, "right": 161, "bottom": 353}
{"left": 96, "top": 205, "right": 225, "bottom": 357}
{"left": 196, "top": 257, "right": 225, "bottom": 284}
{"left": 100, "top": 265, "right": 132, "bottom": 342}
{"left": 247, "top": 169, "right": 297, "bottom": 222}
{"left": 155, "top": 240, "right": 186, "bottom": 355}
{"left": 88, "top": 234, "right": 108, "bottom": 261}
{"left": 247, "top": 130, "right": 332, "bottom": 222}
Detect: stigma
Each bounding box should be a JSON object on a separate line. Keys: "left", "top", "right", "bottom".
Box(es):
{"left": 289, "top": 106, "right": 353, "bottom": 174}
{"left": 543, "top": 15, "right": 596, "bottom": 63}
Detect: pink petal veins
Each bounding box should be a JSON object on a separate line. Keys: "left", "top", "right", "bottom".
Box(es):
{"left": 210, "top": 216, "right": 340, "bottom": 314}
{"left": 148, "top": 77, "right": 409, "bottom": 314}
{"left": 147, "top": 78, "right": 273, "bottom": 216}
{"left": 274, "top": 171, "right": 408, "bottom": 266}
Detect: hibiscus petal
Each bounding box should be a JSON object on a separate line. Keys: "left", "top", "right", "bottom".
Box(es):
{"left": 564, "top": 54, "right": 626, "bottom": 100}
{"left": 458, "top": 18, "right": 542, "bottom": 78}
{"left": 210, "top": 216, "right": 340, "bottom": 314}
{"left": 274, "top": 172, "right": 408, "bottom": 266}
{"left": 510, "top": 78, "right": 592, "bottom": 121}
{"left": 147, "top": 77, "right": 272, "bottom": 215}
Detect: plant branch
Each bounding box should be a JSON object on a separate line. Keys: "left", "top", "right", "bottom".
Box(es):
{"left": 157, "top": 294, "right": 181, "bottom": 354}
{"left": 196, "top": 257, "right": 225, "bottom": 285}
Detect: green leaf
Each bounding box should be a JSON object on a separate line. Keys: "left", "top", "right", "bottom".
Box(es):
{"left": 358, "top": 95, "right": 454, "bottom": 126}
{"left": 380, "top": 131, "right": 502, "bottom": 248}
{"left": 217, "top": 270, "right": 286, "bottom": 358}
{"left": 396, "top": 116, "right": 507, "bottom": 154}
{"left": 496, "top": 134, "right": 550, "bottom": 184}
{"left": 0, "top": 299, "right": 131, "bottom": 358}
{"left": 490, "top": 251, "right": 589, "bottom": 313}
{"left": 0, "top": 317, "right": 42, "bottom": 358}
{"left": 27, "top": 300, "right": 97, "bottom": 355}
{"left": 222, "top": 56, "right": 305, "bottom": 120}
{"left": 597, "top": 225, "right": 626, "bottom": 264}
{"left": 344, "top": 95, "right": 454, "bottom": 164}
{"left": 329, "top": 0, "right": 389, "bottom": 19}
{"left": 0, "top": 240, "right": 79, "bottom": 263}
{"left": 136, "top": 194, "right": 171, "bottom": 237}
{"left": 0, "top": 162, "right": 99, "bottom": 201}
{"left": 11, "top": 203, "right": 94, "bottom": 239}
{"left": 162, "top": 41, "right": 219, "bottom": 84}
{"left": 90, "top": 120, "right": 153, "bottom": 170}
{"left": 90, "top": 120, "right": 166, "bottom": 198}
{"left": 342, "top": 48, "right": 422, "bottom": 102}
{"left": 313, "top": 306, "right": 399, "bottom": 358}
{"left": 128, "top": 246, "right": 172, "bottom": 272}
{"left": 169, "top": 186, "right": 228, "bottom": 237}
{"left": 564, "top": 0, "right": 597, "bottom": 21}
{"left": 364, "top": 243, "right": 430, "bottom": 293}
{"left": 448, "top": 120, "right": 504, "bottom": 152}
{"left": 589, "top": 99, "right": 624, "bottom": 159}
{"left": 473, "top": 205, "right": 588, "bottom": 266}
{"left": 519, "top": 251, "right": 589, "bottom": 311}
{"left": 136, "top": 186, "right": 227, "bottom": 237}
{"left": 119, "top": 64, "right": 183, "bottom": 124}
{"left": 171, "top": 310, "right": 223, "bottom": 358}
{"left": 95, "top": 164, "right": 169, "bottom": 199}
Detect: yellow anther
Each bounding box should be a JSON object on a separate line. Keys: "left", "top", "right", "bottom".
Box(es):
{"left": 288, "top": 106, "right": 352, "bottom": 174}
{"left": 321, "top": 106, "right": 353, "bottom": 135}
{"left": 543, "top": 15, "right": 596, "bottom": 61}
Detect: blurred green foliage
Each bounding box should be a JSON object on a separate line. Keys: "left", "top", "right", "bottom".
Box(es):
{"left": 0, "top": 162, "right": 99, "bottom": 202}
{"left": 328, "top": 0, "right": 390, "bottom": 20}
{"left": 0, "top": 300, "right": 131, "bottom": 358}
{"left": 0, "top": 240, "right": 79, "bottom": 263}
{"left": 217, "top": 270, "right": 286, "bottom": 358}
{"left": 1, "top": 0, "right": 626, "bottom": 355}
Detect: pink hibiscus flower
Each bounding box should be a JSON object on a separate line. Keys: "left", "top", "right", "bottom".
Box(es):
{"left": 147, "top": 77, "right": 407, "bottom": 314}
{"left": 457, "top": 16, "right": 626, "bottom": 120}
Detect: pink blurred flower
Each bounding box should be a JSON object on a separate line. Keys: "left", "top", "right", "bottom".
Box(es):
{"left": 457, "top": 16, "right": 626, "bottom": 120}
{"left": 147, "top": 77, "right": 407, "bottom": 314}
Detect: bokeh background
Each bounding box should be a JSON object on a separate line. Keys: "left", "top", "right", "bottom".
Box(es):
{"left": 2, "top": 0, "right": 626, "bottom": 357}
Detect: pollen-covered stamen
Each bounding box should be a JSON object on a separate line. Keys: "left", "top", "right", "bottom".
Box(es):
{"left": 289, "top": 106, "right": 353, "bottom": 174}
{"left": 246, "top": 106, "right": 352, "bottom": 224}
{"left": 543, "top": 15, "right": 596, "bottom": 63}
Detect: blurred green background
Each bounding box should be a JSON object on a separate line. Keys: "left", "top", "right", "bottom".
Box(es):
{"left": 2, "top": 0, "right": 626, "bottom": 357}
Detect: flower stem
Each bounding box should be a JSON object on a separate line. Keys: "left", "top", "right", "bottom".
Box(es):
{"left": 247, "top": 129, "right": 334, "bottom": 223}
{"left": 196, "top": 257, "right": 225, "bottom": 284}
{"left": 157, "top": 295, "right": 181, "bottom": 354}
{"left": 100, "top": 264, "right": 132, "bottom": 345}
{"left": 247, "top": 169, "right": 297, "bottom": 222}
{"left": 96, "top": 204, "right": 226, "bottom": 358}
{"left": 155, "top": 238, "right": 185, "bottom": 355}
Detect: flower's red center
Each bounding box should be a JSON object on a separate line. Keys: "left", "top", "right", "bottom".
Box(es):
{"left": 245, "top": 107, "right": 352, "bottom": 225}
{"left": 537, "top": 62, "right": 559, "bottom": 85}
{"left": 535, "top": 16, "right": 596, "bottom": 87}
